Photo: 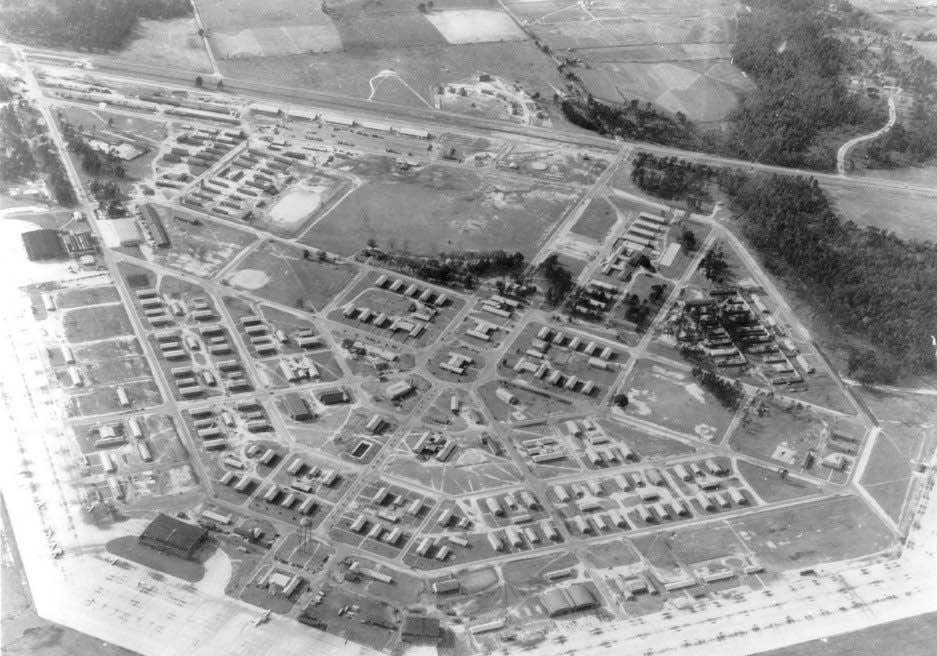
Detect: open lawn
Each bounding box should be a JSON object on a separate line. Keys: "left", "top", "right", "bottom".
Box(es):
{"left": 727, "top": 496, "right": 896, "bottom": 570}
{"left": 737, "top": 460, "right": 823, "bottom": 504}
{"left": 860, "top": 431, "right": 916, "bottom": 523}
{"left": 225, "top": 240, "right": 357, "bottom": 311}
{"left": 621, "top": 359, "right": 736, "bottom": 441}
{"left": 299, "top": 164, "right": 578, "bottom": 257}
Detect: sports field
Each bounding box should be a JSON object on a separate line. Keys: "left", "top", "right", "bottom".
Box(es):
{"left": 299, "top": 165, "right": 579, "bottom": 257}
{"left": 621, "top": 359, "right": 736, "bottom": 441}
{"left": 225, "top": 241, "right": 358, "bottom": 311}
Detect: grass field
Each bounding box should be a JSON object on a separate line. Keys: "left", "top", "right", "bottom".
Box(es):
{"left": 621, "top": 359, "right": 736, "bottom": 441}
{"left": 728, "top": 496, "right": 896, "bottom": 570}
{"left": 729, "top": 398, "right": 829, "bottom": 466}
{"left": 63, "top": 304, "right": 133, "bottom": 343}
{"left": 860, "top": 431, "right": 917, "bottom": 523}
{"left": 736, "top": 460, "right": 823, "bottom": 504}
{"left": 822, "top": 179, "right": 937, "bottom": 243}
{"left": 300, "top": 164, "right": 578, "bottom": 257}
{"left": 54, "top": 285, "right": 121, "bottom": 309}
{"left": 571, "top": 197, "right": 619, "bottom": 241}
{"left": 225, "top": 240, "right": 357, "bottom": 311}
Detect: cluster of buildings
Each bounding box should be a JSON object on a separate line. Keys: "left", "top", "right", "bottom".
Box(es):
{"left": 465, "top": 317, "right": 501, "bottom": 342}
{"left": 411, "top": 431, "right": 457, "bottom": 462}
{"left": 601, "top": 212, "right": 671, "bottom": 279}
{"left": 374, "top": 274, "right": 448, "bottom": 308}
{"left": 480, "top": 294, "right": 522, "bottom": 319}
{"left": 573, "top": 280, "right": 619, "bottom": 319}
{"left": 675, "top": 288, "right": 814, "bottom": 386}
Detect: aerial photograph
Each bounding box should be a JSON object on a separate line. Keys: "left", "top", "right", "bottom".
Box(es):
{"left": 1, "top": 0, "right": 937, "bottom": 655}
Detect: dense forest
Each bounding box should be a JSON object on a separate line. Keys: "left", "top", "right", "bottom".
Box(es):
{"left": 0, "top": 104, "right": 37, "bottom": 184}
{"left": 0, "top": 81, "right": 75, "bottom": 205}
{"left": 561, "top": 97, "right": 699, "bottom": 149}
{"left": 61, "top": 119, "right": 126, "bottom": 178}
{"left": 630, "top": 153, "right": 715, "bottom": 210}
{"left": 368, "top": 248, "right": 525, "bottom": 290}
{"left": 723, "top": 172, "right": 937, "bottom": 381}
{"left": 0, "top": 0, "right": 191, "bottom": 52}
{"left": 725, "top": 0, "right": 884, "bottom": 169}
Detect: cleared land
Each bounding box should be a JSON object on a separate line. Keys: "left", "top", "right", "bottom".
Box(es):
{"left": 822, "top": 180, "right": 937, "bottom": 243}
{"left": 300, "top": 164, "right": 579, "bottom": 256}
{"left": 728, "top": 496, "right": 895, "bottom": 570}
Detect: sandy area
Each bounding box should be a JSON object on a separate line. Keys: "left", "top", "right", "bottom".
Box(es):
{"left": 228, "top": 268, "right": 270, "bottom": 290}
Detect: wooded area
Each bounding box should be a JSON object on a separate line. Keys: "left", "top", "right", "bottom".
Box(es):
{"left": 724, "top": 172, "right": 937, "bottom": 381}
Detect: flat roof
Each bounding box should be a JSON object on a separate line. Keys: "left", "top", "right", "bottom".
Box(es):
{"left": 22, "top": 229, "right": 66, "bottom": 261}
{"left": 140, "top": 513, "right": 207, "bottom": 552}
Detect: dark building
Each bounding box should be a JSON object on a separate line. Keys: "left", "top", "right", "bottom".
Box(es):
{"left": 22, "top": 229, "right": 67, "bottom": 261}
{"left": 401, "top": 614, "right": 440, "bottom": 642}
{"left": 139, "top": 204, "right": 169, "bottom": 247}
{"left": 62, "top": 231, "right": 97, "bottom": 255}
{"left": 139, "top": 513, "right": 208, "bottom": 559}
{"left": 318, "top": 388, "right": 350, "bottom": 406}
{"left": 282, "top": 392, "right": 312, "bottom": 421}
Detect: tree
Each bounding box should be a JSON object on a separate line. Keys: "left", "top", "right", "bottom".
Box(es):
{"left": 700, "top": 247, "right": 730, "bottom": 284}
{"left": 417, "top": 2, "right": 426, "bottom": 11}
{"left": 613, "top": 394, "right": 629, "bottom": 408}
{"left": 194, "top": 75, "right": 203, "bottom": 88}
{"left": 679, "top": 228, "right": 698, "bottom": 251}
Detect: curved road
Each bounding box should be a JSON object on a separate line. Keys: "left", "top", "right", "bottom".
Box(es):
{"left": 836, "top": 88, "right": 900, "bottom": 176}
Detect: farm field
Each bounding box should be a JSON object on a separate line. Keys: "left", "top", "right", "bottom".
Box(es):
{"left": 503, "top": 0, "right": 754, "bottom": 123}
{"left": 224, "top": 240, "right": 358, "bottom": 311}
{"left": 218, "top": 40, "right": 566, "bottom": 112}
{"left": 299, "top": 164, "right": 579, "bottom": 257}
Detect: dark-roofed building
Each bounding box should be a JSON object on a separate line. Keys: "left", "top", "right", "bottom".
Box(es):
{"left": 401, "top": 614, "right": 440, "bottom": 642}
{"left": 22, "top": 229, "right": 67, "bottom": 261}
{"left": 540, "top": 584, "right": 599, "bottom": 617}
{"left": 282, "top": 392, "right": 312, "bottom": 421}
{"left": 139, "top": 513, "right": 208, "bottom": 559}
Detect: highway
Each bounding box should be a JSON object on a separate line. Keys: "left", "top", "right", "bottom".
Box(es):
{"left": 20, "top": 46, "right": 937, "bottom": 200}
